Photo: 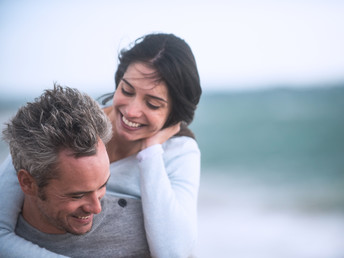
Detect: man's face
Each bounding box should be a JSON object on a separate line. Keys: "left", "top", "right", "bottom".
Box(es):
{"left": 33, "top": 139, "right": 110, "bottom": 235}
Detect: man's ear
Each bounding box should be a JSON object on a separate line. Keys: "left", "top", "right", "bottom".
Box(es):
{"left": 17, "top": 169, "right": 38, "bottom": 196}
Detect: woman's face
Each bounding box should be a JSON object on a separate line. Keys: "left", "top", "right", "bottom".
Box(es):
{"left": 112, "top": 62, "right": 172, "bottom": 142}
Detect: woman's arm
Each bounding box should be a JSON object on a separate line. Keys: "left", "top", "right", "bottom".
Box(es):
{"left": 137, "top": 137, "right": 200, "bottom": 258}
{"left": 0, "top": 155, "right": 68, "bottom": 257}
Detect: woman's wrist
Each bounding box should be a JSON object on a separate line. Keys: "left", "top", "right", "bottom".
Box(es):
{"left": 137, "top": 144, "right": 163, "bottom": 162}
{"left": 140, "top": 122, "right": 181, "bottom": 151}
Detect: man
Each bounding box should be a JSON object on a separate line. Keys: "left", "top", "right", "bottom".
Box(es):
{"left": 2, "top": 85, "right": 150, "bottom": 257}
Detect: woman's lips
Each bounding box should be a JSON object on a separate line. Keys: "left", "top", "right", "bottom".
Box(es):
{"left": 121, "top": 115, "right": 143, "bottom": 129}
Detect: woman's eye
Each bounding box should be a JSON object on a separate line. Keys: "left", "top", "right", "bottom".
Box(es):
{"left": 121, "top": 87, "right": 134, "bottom": 96}
{"left": 147, "top": 102, "right": 160, "bottom": 110}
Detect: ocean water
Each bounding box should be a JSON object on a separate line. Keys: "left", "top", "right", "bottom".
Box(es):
{"left": 1, "top": 86, "right": 344, "bottom": 257}
{"left": 189, "top": 86, "right": 344, "bottom": 258}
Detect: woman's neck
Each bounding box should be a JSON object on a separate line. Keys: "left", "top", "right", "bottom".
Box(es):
{"left": 106, "top": 133, "right": 141, "bottom": 163}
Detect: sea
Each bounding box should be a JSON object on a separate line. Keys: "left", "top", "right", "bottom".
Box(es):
{"left": 1, "top": 86, "right": 344, "bottom": 258}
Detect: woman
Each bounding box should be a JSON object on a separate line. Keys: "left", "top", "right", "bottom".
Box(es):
{"left": 0, "top": 33, "right": 202, "bottom": 257}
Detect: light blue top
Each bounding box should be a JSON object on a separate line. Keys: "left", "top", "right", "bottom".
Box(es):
{"left": 0, "top": 136, "right": 200, "bottom": 258}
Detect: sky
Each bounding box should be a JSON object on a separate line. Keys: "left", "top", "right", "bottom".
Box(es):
{"left": 1, "top": 0, "right": 344, "bottom": 97}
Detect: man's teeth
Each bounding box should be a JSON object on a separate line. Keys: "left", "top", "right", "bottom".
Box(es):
{"left": 77, "top": 216, "right": 90, "bottom": 220}
{"left": 122, "top": 116, "right": 141, "bottom": 128}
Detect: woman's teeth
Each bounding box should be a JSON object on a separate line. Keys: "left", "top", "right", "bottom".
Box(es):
{"left": 122, "top": 116, "right": 141, "bottom": 128}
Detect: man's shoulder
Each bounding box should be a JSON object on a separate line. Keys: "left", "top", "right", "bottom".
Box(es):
{"left": 92, "top": 195, "right": 150, "bottom": 256}
{"left": 96, "top": 194, "right": 146, "bottom": 237}
{"left": 100, "top": 194, "right": 143, "bottom": 218}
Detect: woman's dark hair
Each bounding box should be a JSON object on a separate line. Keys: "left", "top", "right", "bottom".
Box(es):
{"left": 102, "top": 33, "right": 202, "bottom": 137}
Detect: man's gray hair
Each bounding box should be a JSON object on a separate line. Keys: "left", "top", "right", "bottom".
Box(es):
{"left": 2, "top": 85, "right": 112, "bottom": 188}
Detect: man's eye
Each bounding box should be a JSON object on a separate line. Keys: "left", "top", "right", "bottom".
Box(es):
{"left": 71, "top": 195, "right": 84, "bottom": 199}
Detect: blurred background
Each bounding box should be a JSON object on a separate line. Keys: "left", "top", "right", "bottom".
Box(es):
{"left": 1, "top": 1, "right": 344, "bottom": 257}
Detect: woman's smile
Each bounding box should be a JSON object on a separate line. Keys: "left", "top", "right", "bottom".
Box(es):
{"left": 121, "top": 114, "right": 143, "bottom": 129}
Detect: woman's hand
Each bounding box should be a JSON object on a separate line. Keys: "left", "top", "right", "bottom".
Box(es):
{"left": 141, "top": 122, "right": 181, "bottom": 150}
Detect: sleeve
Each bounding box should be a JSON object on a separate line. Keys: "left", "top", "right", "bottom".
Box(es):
{"left": 137, "top": 138, "right": 200, "bottom": 258}
{"left": 0, "top": 155, "right": 68, "bottom": 258}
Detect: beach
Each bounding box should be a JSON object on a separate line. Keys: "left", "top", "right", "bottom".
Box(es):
{"left": 195, "top": 172, "right": 344, "bottom": 258}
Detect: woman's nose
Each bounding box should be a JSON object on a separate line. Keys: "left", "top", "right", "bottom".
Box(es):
{"left": 125, "top": 98, "right": 143, "bottom": 117}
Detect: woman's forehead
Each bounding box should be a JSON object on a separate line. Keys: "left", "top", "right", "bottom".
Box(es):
{"left": 124, "top": 62, "right": 158, "bottom": 79}
{"left": 123, "top": 63, "right": 167, "bottom": 92}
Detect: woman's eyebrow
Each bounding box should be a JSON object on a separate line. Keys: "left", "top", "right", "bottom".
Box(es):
{"left": 122, "top": 78, "right": 168, "bottom": 103}
{"left": 147, "top": 94, "right": 168, "bottom": 103}
{"left": 122, "top": 78, "right": 134, "bottom": 89}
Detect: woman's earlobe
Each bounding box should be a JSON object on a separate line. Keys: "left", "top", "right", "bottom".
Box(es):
{"left": 17, "top": 169, "right": 37, "bottom": 195}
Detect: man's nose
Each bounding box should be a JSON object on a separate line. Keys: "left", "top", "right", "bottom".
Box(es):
{"left": 84, "top": 193, "right": 102, "bottom": 214}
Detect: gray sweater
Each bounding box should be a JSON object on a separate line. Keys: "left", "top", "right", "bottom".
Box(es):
{"left": 15, "top": 195, "right": 151, "bottom": 258}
